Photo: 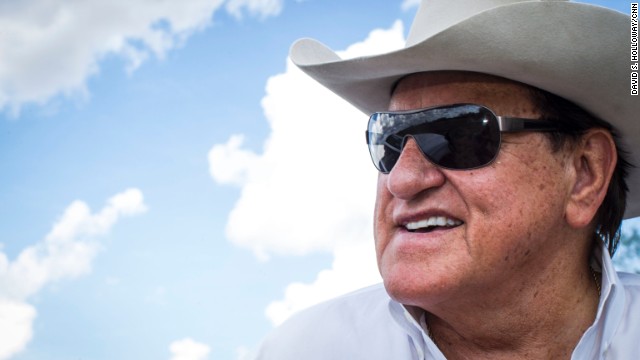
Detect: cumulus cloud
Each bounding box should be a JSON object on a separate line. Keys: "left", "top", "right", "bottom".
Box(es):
{"left": 208, "top": 135, "right": 260, "bottom": 187}
{"left": 169, "top": 338, "right": 211, "bottom": 360}
{"left": 0, "top": 299, "right": 36, "bottom": 360}
{"left": 265, "top": 241, "right": 380, "bottom": 326}
{"left": 210, "top": 21, "right": 405, "bottom": 322}
{"left": 0, "top": 188, "right": 147, "bottom": 360}
{"left": 0, "top": 0, "right": 283, "bottom": 114}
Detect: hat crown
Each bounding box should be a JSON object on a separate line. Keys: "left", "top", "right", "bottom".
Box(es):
{"left": 406, "top": 0, "right": 569, "bottom": 47}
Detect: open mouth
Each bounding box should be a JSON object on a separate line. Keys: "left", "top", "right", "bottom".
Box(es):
{"left": 404, "top": 216, "right": 463, "bottom": 233}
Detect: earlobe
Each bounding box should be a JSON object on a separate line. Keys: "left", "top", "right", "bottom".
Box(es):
{"left": 565, "top": 129, "right": 617, "bottom": 229}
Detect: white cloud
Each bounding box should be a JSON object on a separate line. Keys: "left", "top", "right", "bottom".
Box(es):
{"left": 169, "top": 338, "right": 211, "bottom": 360}
{"left": 226, "top": 0, "right": 283, "bottom": 19}
{"left": 210, "top": 21, "right": 405, "bottom": 323}
{"left": 0, "top": 188, "right": 147, "bottom": 360}
{"left": 265, "top": 241, "right": 380, "bottom": 326}
{"left": 0, "top": 299, "right": 36, "bottom": 360}
{"left": 0, "top": 0, "right": 284, "bottom": 115}
{"left": 235, "top": 346, "right": 254, "bottom": 360}
{"left": 401, "top": 0, "right": 421, "bottom": 11}
{"left": 208, "top": 135, "right": 261, "bottom": 187}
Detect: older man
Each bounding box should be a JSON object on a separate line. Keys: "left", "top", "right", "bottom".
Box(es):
{"left": 254, "top": 0, "right": 640, "bottom": 359}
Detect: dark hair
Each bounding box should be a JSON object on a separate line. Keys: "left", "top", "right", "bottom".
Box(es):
{"left": 528, "top": 88, "right": 632, "bottom": 256}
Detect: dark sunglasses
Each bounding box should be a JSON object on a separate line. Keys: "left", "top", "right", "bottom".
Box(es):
{"left": 366, "top": 103, "right": 561, "bottom": 173}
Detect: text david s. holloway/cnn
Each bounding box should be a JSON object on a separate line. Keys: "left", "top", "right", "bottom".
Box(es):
{"left": 631, "top": 3, "right": 638, "bottom": 95}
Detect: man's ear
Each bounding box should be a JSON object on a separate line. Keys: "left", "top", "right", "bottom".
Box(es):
{"left": 565, "top": 129, "right": 617, "bottom": 229}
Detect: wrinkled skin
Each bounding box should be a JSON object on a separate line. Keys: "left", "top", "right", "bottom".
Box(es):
{"left": 373, "top": 72, "right": 615, "bottom": 359}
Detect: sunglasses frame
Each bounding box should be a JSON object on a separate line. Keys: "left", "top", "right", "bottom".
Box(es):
{"left": 366, "top": 103, "right": 562, "bottom": 173}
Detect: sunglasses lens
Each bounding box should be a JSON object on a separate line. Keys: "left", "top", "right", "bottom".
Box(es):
{"left": 367, "top": 105, "right": 501, "bottom": 172}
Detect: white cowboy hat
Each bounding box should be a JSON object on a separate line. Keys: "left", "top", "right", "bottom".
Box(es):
{"left": 290, "top": 0, "right": 640, "bottom": 219}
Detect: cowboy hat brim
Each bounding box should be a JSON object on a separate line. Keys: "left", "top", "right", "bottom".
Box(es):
{"left": 290, "top": 1, "right": 640, "bottom": 219}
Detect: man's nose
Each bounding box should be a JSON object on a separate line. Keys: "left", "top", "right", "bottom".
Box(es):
{"left": 385, "top": 137, "right": 446, "bottom": 199}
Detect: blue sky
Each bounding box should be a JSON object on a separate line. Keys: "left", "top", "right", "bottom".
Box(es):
{"left": 0, "top": 1, "right": 636, "bottom": 359}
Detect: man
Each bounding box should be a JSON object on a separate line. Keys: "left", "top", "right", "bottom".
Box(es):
{"left": 254, "top": 0, "right": 640, "bottom": 358}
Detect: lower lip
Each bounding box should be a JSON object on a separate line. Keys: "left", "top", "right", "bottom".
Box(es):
{"left": 392, "top": 226, "right": 461, "bottom": 250}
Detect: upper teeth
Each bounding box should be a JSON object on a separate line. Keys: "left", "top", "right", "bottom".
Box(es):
{"left": 405, "top": 216, "right": 462, "bottom": 230}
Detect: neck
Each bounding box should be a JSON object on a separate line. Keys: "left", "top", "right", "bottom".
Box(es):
{"left": 419, "top": 255, "right": 600, "bottom": 359}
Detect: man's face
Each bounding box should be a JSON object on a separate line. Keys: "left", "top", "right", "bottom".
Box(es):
{"left": 374, "top": 72, "right": 577, "bottom": 309}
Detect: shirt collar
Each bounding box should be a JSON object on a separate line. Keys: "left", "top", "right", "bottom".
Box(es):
{"left": 573, "top": 241, "right": 626, "bottom": 358}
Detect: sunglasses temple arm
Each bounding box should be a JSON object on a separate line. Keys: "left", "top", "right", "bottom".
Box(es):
{"left": 497, "top": 117, "right": 560, "bottom": 132}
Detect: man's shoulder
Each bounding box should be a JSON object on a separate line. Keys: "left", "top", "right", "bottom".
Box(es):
{"left": 604, "top": 271, "right": 640, "bottom": 354}
{"left": 254, "top": 283, "right": 413, "bottom": 360}
{"left": 615, "top": 271, "right": 640, "bottom": 329}
{"left": 618, "top": 271, "right": 640, "bottom": 305}
{"left": 618, "top": 271, "right": 640, "bottom": 290}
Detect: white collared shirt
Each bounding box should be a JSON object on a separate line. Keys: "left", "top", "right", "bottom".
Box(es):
{"left": 254, "top": 245, "right": 640, "bottom": 359}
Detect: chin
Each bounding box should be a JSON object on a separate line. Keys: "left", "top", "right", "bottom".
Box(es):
{"left": 381, "top": 268, "right": 436, "bottom": 307}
